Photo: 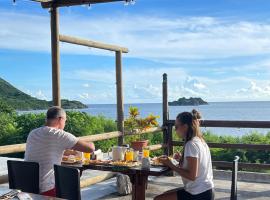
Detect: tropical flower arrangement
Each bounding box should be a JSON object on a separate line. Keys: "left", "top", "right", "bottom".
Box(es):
{"left": 124, "top": 106, "right": 159, "bottom": 150}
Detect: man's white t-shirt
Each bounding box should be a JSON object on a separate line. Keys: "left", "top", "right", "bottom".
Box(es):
{"left": 24, "top": 126, "right": 79, "bottom": 193}
{"left": 182, "top": 136, "right": 214, "bottom": 195}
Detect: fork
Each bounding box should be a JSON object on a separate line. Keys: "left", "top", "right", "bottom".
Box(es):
{"left": 0, "top": 190, "right": 21, "bottom": 199}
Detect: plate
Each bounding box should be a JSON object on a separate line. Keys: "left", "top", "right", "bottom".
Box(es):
{"left": 110, "top": 161, "right": 140, "bottom": 167}
{"left": 61, "top": 160, "right": 81, "bottom": 164}
{"left": 151, "top": 157, "right": 163, "bottom": 166}
{"left": 84, "top": 160, "right": 111, "bottom": 165}
{"left": 62, "top": 156, "right": 82, "bottom": 164}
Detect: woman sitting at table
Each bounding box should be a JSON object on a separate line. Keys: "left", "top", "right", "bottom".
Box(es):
{"left": 155, "top": 109, "right": 215, "bottom": 200}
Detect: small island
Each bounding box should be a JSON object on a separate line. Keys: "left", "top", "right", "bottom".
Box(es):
{"left": 169, "top": 97, "right": 208, "bottom": 106}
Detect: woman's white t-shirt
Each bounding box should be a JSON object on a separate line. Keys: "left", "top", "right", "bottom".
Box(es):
{"left": 181, "top": 137, "right": 214, "bottom": 195}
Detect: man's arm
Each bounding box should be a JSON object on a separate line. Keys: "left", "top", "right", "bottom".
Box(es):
{"left": 72, "top": 139, "right": 95, "bottom": 153}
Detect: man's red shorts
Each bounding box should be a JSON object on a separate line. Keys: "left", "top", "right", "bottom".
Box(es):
{"left": 41, "top": 188, "right": 56, "bottom": 197}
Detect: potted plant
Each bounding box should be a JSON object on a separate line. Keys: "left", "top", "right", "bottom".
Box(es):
{"left": 124, "top": 107, "right": 159, "bottom": 151}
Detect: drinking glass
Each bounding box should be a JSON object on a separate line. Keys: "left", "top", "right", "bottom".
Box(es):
{"left": 125, "top": 149, "right": 134, "bottom": 162}
{"left": 143, "top": 148, "right": 150, "bottom": 158}
{"left": 83, "top": 152, "right": 91, "bottom": 160}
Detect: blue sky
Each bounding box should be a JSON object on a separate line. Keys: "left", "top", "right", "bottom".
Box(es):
{"left": 1, "top": 0, "right": 270, "bottom": 103}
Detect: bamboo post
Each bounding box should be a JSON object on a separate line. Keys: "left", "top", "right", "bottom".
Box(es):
{"left": 50, "top": 5, "right": 61, "bottom": 107}
{"left": 162, "top": 73, "right": 169, "bottom": 155}
{"left": 116, "top": 51, "right": 124, "bottom": 145}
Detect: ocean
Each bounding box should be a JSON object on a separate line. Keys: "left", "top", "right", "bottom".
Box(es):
{"left": 79, "top": 102, "right": 270, "bottom": 136}
{"left": 20, "top": 101, "right": 270, "bottom": 136}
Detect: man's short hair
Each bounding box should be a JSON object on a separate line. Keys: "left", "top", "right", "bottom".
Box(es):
{"left": 46, "top": 106, "right": 66, "bottom": 120}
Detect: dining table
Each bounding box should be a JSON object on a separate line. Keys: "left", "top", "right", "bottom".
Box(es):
{"left": 62, "top": 162, "right": 171, "bottom": 200}
{"left": 0, "top": 189, "right": 65, "bottom": 200}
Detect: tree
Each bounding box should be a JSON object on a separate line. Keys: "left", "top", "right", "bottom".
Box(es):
{"left": 0, "top": 100, "right": 15, "bottom": 114}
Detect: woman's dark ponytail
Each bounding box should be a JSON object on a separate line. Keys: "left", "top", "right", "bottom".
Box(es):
{"left": 177, "top": 109, "right": 204, "bottom": 165}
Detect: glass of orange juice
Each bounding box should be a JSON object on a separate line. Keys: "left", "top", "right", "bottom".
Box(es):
{"left": 83, "top": 152, "right": 91, "bottom": 161}
{"left": 143, "top": 147, "right": 150, "bottom": 158}
{"left": 125, "top": 149, "right": 134, "bottom": 162}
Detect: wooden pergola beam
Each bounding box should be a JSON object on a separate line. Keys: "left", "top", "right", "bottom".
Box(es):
{"left": 41, "top": 0, "right": 125, "bottom": 8}
{"left": 59, "top": 34, "right": 127, "bottom": 145}
{"left": 51, "top": 6, "right": 61, "bottom": 106}
{"left": 30, "top": 0, "right": 128, "bottom": 145}
{"left": 30, "top": 0, "right": 51, "bottom": 3}
{"left": 116, "top": 51, "right": 124, "bottom": 145}
{"left": 59, "top": 34, "right": 129, "bottom": 53}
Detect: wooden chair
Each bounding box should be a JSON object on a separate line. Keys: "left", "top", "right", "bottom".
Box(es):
{"left": 54, "top": 165, "right": 81, "bottom": 200}
{"left": 230, "top": 156, "right": 240, "bottom": 200}
{"left": 7, "top": 160, "right": 39, "bottom": 194}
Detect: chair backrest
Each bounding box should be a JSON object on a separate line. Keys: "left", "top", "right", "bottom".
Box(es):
{"left": 230, "top": 156, "right": 240, "bottom": 200}
{"left": 54, "top": 165, "right": 81, "bottom": 200}
{"left": 7, "top": 160, "right": 39, "bottom": 194}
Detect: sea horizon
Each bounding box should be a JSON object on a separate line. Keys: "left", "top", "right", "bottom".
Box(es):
{"left": 86, "top": 100, "right": 270, "bottom": 105}
{"left": 18, "top": 101, "right": 270, "bottom": 136}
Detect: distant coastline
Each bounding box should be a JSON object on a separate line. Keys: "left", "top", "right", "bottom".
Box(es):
{"left": 85, "top": 100, "right": 270, "bottom": 105}
{"left": 0, "top": 77, "right": 87, "bottom": 110}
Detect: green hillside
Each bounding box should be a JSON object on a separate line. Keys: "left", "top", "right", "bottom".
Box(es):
{"left": 0, "top": 78, "right": 87, "bottom": 110}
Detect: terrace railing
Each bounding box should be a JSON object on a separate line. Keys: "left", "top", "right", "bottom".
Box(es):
{"left": 0, "top": 127, "right": 163, "bottom": 155}
{"left": 163, "top": 119, "right": 270, "bottom": 170}
{"left": 0, "top": 73, "right": 270, "bottom": 171}
{"left": 161, "top": 73, "right": 270, "bottom": 171}
{"left": 0, "top": 120, "right": 269, "bottom": 170}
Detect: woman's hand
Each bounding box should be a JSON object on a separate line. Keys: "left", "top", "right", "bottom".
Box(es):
{"left": 159, "top": 156, "right": 174, "bottom": 168}
{"left": 173, "top": 151, "right": 182, "bottom": 161}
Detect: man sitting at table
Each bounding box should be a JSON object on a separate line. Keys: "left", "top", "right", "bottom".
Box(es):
{"left": 24, "top": 106, "right": 95, "bottom": 197}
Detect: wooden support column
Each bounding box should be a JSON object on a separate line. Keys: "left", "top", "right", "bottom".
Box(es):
{"left": 50, "top": 6, "right": 61, "bottom": 107}
{"left": 116, "top": 51, "right": 124, "bottom": 145}
{"left": 162, "top": 73, "right": 169, "bottom": 155}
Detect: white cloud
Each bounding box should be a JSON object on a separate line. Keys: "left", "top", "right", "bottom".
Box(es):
{"left": 237, "top": 81, "right": 270, "bottom": 99}
{"left": 66, "top": 69, "right": 115, "bottom": 83}
{"left": 179, "top": 77, "right": 209, "bottom": 99}
{"left": 66, "top": 67, "right": 213, "bottom": 103}
{"left": 2, "top": 11, "right": 270, "bottom": 60}
{"left": 34, "top": 90, "right": 49, "bottom": 100}
{"left": 194, "top": 82, "right": 206, "bottom": 90}
{"left": 82, "top": 83, "right": 90, "bottom": 88}
{"left": 4, "top": 9, "right": 270, "bottom": 103}
{"left": 78, "top": 93, "right": 90, "bottom": 100}
{"left": 24, "top": 89, "right": 49, "bottom": 100}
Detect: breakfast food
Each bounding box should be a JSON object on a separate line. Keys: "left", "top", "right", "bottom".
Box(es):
{"left": 62, "top": 155, "right": 82, "bottom": 164}
{"left": 62, "top": 156, "right": 69, "bottom": 162}
{"left": 84, "top": 160, "right": 111, "bottom": 165}
{"left": 151, "top": 156, "right": 173, "bottom": 166}
{"left": 151, "top": 157, "right": 163, "bottom": 166}
{"left": 110, "top": 161, "right": 140, "bottom": 167}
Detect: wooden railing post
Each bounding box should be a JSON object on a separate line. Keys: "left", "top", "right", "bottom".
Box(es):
{"left": 167, "top": 124, "right": 173, "bottom": 156}
{"left": 231, "top": 156, "right": 240, "bottom": 200}
{"left": 116, "top": 51, "right": 124, "bottom": 146}
{"left": 162, "top": 73, "right": 169, "bottom": 155}
{"left": 50, "top": 5, "right": 61, "bottom": 107}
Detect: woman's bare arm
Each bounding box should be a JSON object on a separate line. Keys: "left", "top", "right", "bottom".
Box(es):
{"left": 160, "top": 156, "right": 198, "bottom": 181}
{"left": 171, "top": 157, "right": 198, "bottom": 181}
